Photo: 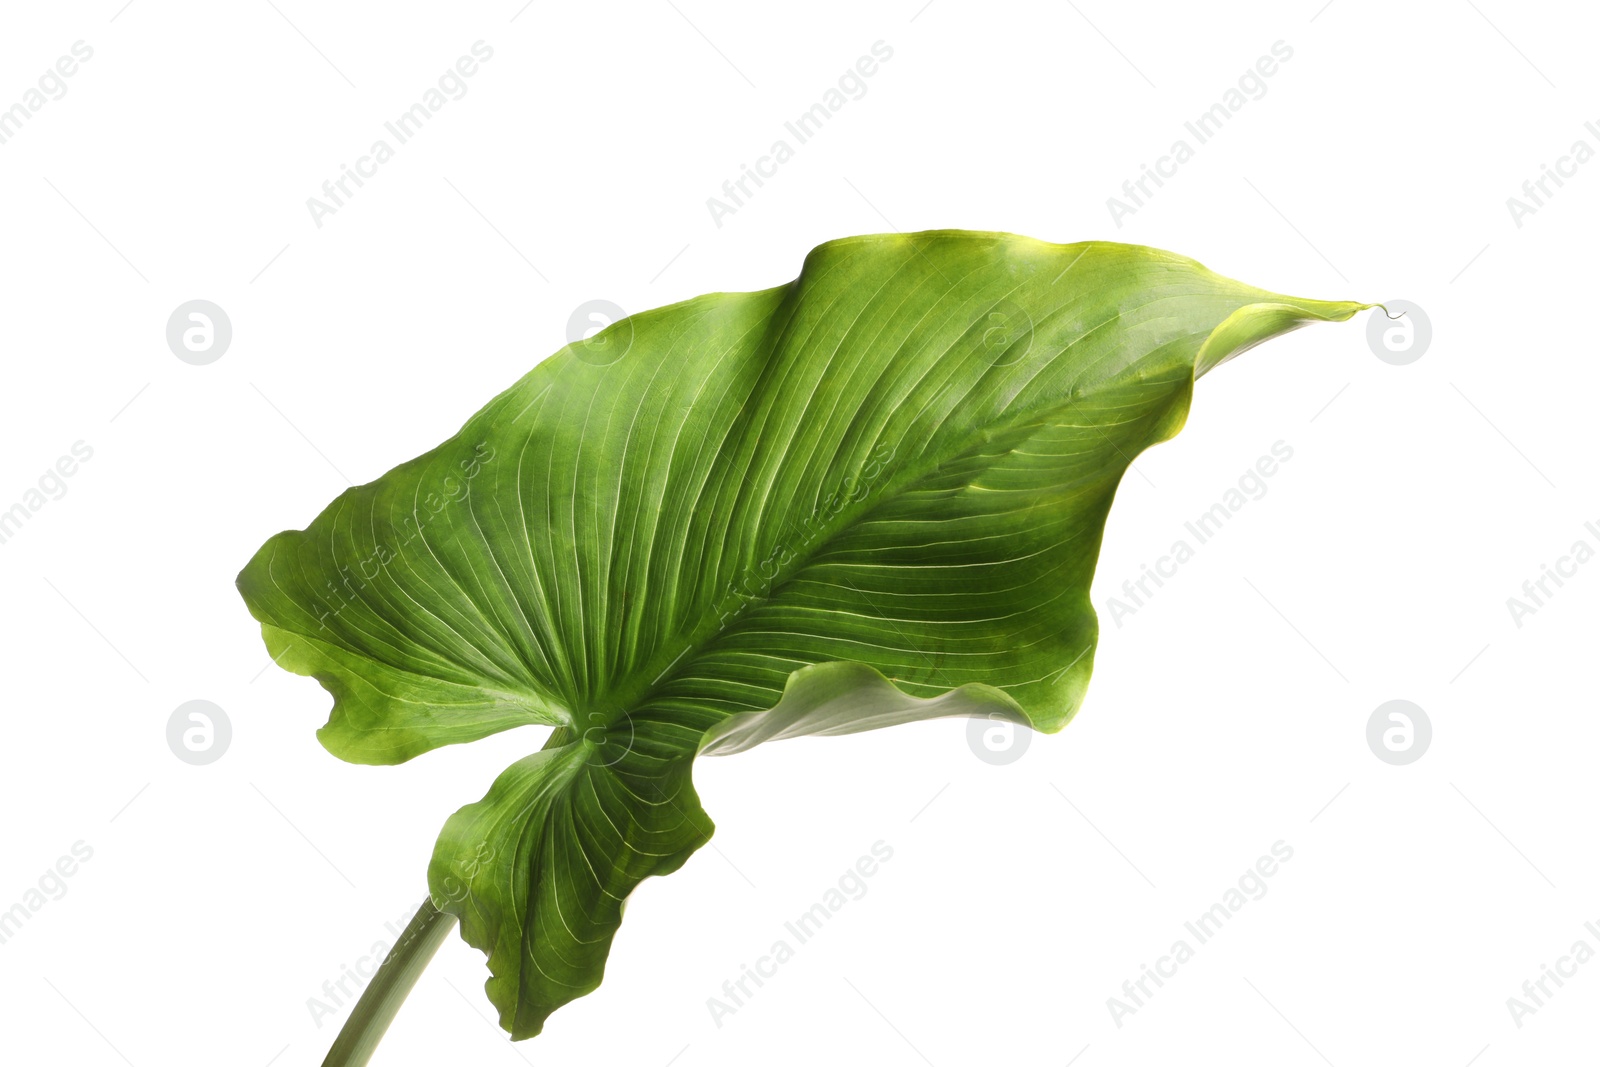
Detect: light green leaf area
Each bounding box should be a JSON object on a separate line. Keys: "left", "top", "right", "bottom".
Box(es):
{"left": 238, "top": 231, "right": 1364, "bottom": 1038}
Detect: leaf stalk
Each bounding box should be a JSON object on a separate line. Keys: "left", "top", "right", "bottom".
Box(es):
{"left": 321, "top": 898, "right": 457, "bottom": 1067}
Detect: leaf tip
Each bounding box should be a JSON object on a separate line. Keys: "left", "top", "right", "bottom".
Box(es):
{"left": 1195, "top": 297, "right": 1372, "bottom": 377}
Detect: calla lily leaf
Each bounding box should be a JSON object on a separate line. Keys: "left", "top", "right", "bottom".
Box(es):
{"left": 239, "top": 231, "right": 1365, "bottom": 1038}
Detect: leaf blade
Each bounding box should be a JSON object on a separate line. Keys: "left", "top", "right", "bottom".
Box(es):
{"left": 238, "top": 231, "right": 1367, "bottom": 1034}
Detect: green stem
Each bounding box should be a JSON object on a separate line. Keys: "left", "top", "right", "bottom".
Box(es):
{"left": 322, "top": 898, "right": 457, "bottom": 1067}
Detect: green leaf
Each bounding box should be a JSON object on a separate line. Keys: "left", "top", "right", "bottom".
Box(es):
{"left": 238, "top": 231, "right": 1365, "bottom": 1038}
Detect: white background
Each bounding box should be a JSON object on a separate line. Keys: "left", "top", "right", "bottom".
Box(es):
{"left": 0, "top": 2, "right": 1594, "bottom": 1065}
